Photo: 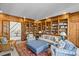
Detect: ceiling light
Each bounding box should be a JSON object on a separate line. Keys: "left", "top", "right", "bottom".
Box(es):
{"left": 62, "top": 10, "right": 68, "bottom": 14}
{"left": 63, "top": 12, "right": 67, "bottom": 14}
{"left": 23, "top": 17, "right": 26, "bottom": 21}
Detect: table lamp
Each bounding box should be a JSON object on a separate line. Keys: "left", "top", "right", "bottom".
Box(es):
{"left": 39, "top": 31, "right": 42, "bottom": 34}
{"left": 60, "top": 32, "right": 66, "bottom": 40}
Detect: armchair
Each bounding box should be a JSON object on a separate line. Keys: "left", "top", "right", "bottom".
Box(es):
{"left": 51, "top": 40, "right": 77, "bottom": 56}
{"left": 0, "top": 37, "right": 11, "bottom": 51}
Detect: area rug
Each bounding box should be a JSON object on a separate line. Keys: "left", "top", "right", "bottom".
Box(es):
{"left": 15, "top": 41, "right": 50, "bottom": 56}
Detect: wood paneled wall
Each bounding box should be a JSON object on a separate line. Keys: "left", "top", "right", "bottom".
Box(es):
{"left": 69, "top": 12, "right": 79, "bottom": 47}
{"left": 0, "top": 21, "right": 2, "bottom": 36}
{"left": 39, "top": 11, "right": 79, "bottom": 47}
{"left": 0, "top": 13, "right": 34, "bottom": 41}
{"left": 0, "top": 12, "right": 79, "bottom": 47}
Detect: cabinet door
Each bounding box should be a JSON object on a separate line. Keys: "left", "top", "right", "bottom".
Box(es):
{"left": 69, "top": 22, "right": 77, "bottom": 46}
{"left": 76, "top": 22, "right": 79, "bottom": 47}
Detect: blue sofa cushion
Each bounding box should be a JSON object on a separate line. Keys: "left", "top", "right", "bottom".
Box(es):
{"left": 65, "top": 40, "right": 76, "bottom": 51}
{"left": 27, "top": 40, "right": 49, "bottom": 54}
{"left": 55, "top": 48, "right": 76, "bottom": 56}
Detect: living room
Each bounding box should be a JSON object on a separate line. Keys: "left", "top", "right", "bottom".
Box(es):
{"left": 0, "top": 3, "right": 79, "bottom": 56}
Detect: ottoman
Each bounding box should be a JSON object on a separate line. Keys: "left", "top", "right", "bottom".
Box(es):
{"left": 27, "top": 40, "right": 49, "bottom": 54}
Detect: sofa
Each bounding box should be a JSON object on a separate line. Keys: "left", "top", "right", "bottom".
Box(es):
{"left": 26, "top": 34, "right": 77, "bottom": 56}
{"left": 39, "top": 35, "right": 60, "bottom": 45}
{"left": 51, "top": 40, "right": 77, "bottom": 56}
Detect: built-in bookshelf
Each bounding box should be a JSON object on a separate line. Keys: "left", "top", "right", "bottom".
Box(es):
{"left": 2, "top": 20, "right": 10, "bottom": 39}
{"left": 33, "top": 22, "right": 39, "bottom": 36}
{"left": 39, "top": 15, "right": 69, "bottom": 36}
{"left": 33, "top": 23, "right": 37, "bottom": 32}
{"left": 25, "top": 20, "right": 34, "bottom": 34}
{"left": 0, "top": 12, "right": 79, "bottom": 47}
{"left": 25, "top": 21, "right": 29, "bottom": 34}
{"left": 41, "top": 19, "right": 46, "bottom": 34}
{"left": 59, "top": 19, "right": 68, "bottom": 35}
{"left": 29, "top": 22, "right": 34, "bottom": 33}
{"left": 51, "top": 17, "right": 58, "bottom": 35}
{"left": 37, "top": 22, "right": 42, "bottom": 32}
{"left": 45, "top": 19, "right": 51, "bottom": 34}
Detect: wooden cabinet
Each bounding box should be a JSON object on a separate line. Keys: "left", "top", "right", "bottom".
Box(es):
{"left": 69, "top": 21, "right": 79, "bottom": 47}
{"left": 68, "top": 12, "right": 79, "bottom": 47}
{"left": 76, "top": 22, "right": 79, "bottom": 47}
{"left": 69, "top": 21, "right": 77, "bottom": 46}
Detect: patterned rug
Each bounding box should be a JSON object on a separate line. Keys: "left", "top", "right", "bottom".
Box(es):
{"left": 15, "top": 41, "right": 50, "bottom": 56}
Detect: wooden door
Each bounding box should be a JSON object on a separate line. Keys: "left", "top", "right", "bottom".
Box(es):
{"left": 69, "top": 22, "right": 77, "bottom": 46}
{"left": 76, "top": 22, "right": 79, "bottom": 47}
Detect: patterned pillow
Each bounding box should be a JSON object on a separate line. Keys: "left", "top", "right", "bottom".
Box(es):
{"left": 1, "top": 37, "right": 8, "bottom": 44}
{"left": 65, "top": 40, "right": 75, "bottom": 51}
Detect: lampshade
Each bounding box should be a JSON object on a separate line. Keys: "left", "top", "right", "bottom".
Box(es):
{"left": 39, "top": 31, "right": 42, "bottom": 33}
{"left": 60, "top": 32, "right": 66, "bottom": 36}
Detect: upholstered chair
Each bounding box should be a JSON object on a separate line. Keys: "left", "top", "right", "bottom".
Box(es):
{"left": 51, "top": 40, "right": 77, "bottom": 56}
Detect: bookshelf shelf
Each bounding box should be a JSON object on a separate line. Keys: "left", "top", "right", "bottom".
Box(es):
{"left": 51, "top": 17, "right": 58, "bottom": 35}
{"left": 58, "top": 19, "right": 68, "bottom": 35}
{"left": 45, "top": 21, "right": 51, "bottom": 34}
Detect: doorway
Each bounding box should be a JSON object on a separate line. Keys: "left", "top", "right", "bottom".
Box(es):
{"left": 10, "top": 22, "right": 21, "bottom": 41}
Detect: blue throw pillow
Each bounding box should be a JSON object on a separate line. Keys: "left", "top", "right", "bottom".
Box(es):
{"left": 1, "top": 37, "right": 8, "bottom": 44}
{"left": 68, "top": 44, "right": 74, "bottom": 51}
{"left": 65, "top": 42, "right": 74, "bottom": 51}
